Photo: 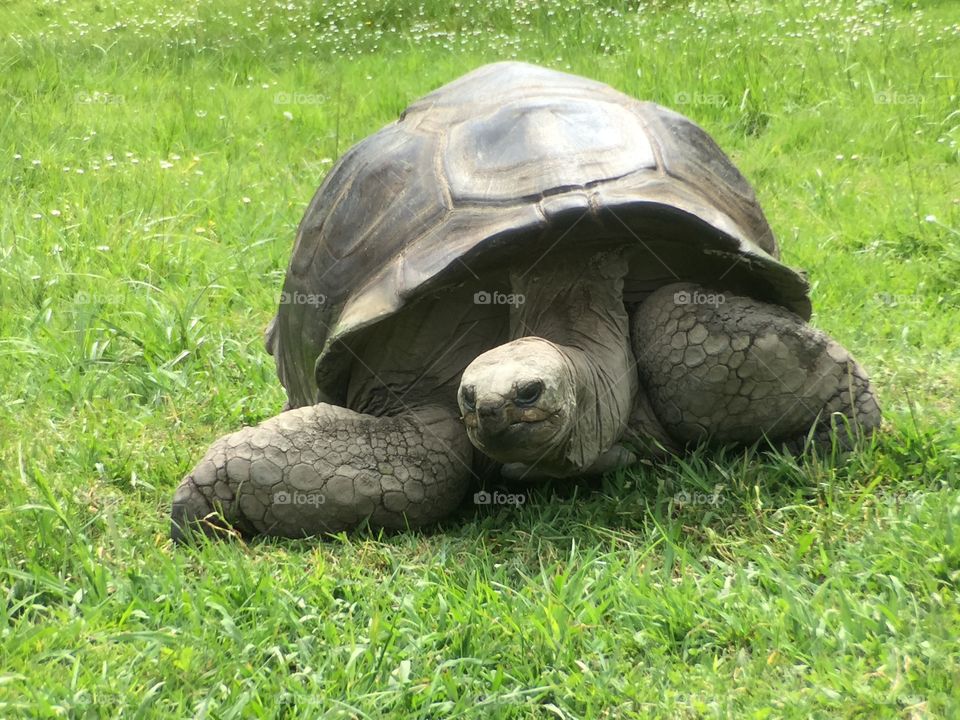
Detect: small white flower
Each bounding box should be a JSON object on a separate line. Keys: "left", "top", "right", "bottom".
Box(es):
{"left": 13, "top": 153, "right": 21, "bottom": 160}
{"left": 160, "top": 160, "right": 173, "bottom": 169}
{"left": 32, "top": 159, "right": 41, "bottom": 166}
{"left": 283, "top": 111, "right": 294, "bottom": 121}
{"left": 196, "top": 110, "right": 207, "bottom": 118}
{"left": 75, "top": 168, "right": 84, "bottom": 174}
{"left": 835, "top": 154, "right": 844, "bottom": 160}
{"left": 924, "top": 214, "right": 936, "bottom": 223}
{"left": 32, "top": 213, "right": 42, "bottom": 219}
{"left": 131, "top": 158, "right": 139, "bottom": 164}
{"left": 242, "top": 196, "right": 251, "bottom": 204}
{"left": 170, "top": 154, "right": 181, "bottom": 161}
{"left": 51, "top": 209, "right": 61, "bottom": 216}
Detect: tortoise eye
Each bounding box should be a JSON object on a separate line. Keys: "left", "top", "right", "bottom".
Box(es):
{"left": 460, "top": 385, "right": 476, "bottom": 411}
{"left": 514, "top": 380, "right": 544, "bottom": 406}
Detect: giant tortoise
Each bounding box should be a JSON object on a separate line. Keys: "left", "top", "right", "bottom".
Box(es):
{"left": 171, "top": 61, "right": 880, "bottom": 540}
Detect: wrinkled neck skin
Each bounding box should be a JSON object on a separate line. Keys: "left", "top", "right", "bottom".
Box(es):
{"left": 509, "top": 247, "right": 637, "bottom": 476}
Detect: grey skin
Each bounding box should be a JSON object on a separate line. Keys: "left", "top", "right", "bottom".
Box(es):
{"left": 171, "top": 62, "right": 881, "bottom": 541}
{"left": 458, "top": 248, "right": 878, "bottom": 481}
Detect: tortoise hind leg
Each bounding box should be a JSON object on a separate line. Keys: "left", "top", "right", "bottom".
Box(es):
{"left": 629, "top": 283, "right": 881, "bottom": 451}
{"left": 171, "top": 403, "right": 472, "bottom": 541}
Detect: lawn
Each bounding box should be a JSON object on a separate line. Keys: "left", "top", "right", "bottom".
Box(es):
{"left": 1, "top": 0, "right": 958, "bottom": 717}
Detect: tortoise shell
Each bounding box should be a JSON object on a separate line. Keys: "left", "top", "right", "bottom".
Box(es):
{"left": 267, "top": 61, "right": 810, "bottom": 409}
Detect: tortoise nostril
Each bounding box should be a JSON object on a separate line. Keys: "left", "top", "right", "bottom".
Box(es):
{"left": 478, "top": 405, "right": 498, "bottom": 418}
{"left": 514, "top": 380, "right": 544, "bottom": 406}
{"left": 460, "top": 385, "right": 476, "bottom": 411}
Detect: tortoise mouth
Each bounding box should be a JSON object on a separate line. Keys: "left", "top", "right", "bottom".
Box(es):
{"left": 494, "top": 415, "right": 549, "bottom": 435}
{"left": 464, "top": 407, "right": 567, "bottom": 464}
{"left": 508, "top": 411, "right": 554, "bottom": 427}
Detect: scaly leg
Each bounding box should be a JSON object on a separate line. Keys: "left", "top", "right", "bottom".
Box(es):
{"left": 170, "top": 403, "right": 472, "bottom": 540}
{"left": 630, "top": 283, "right": 881, "bottom": 450}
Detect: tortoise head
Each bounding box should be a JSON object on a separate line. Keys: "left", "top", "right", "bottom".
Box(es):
{"left": 458, "top": 337, "right": 576, "bottom": 468}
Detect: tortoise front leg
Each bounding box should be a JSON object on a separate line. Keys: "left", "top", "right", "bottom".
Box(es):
{"left": 170, "top": 404, "right": 472, "bottom": 541}
{"left": 629, "top": 283, "right": 881, "bottom": 451}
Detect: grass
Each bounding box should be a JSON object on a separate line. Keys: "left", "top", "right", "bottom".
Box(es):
{"left": 1, "top": 0, "right": 958, "bottom": 716}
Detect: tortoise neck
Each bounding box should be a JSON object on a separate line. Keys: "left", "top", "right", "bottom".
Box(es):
{"left": 509, "top": 248, "right": 637, "bottom": 472}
